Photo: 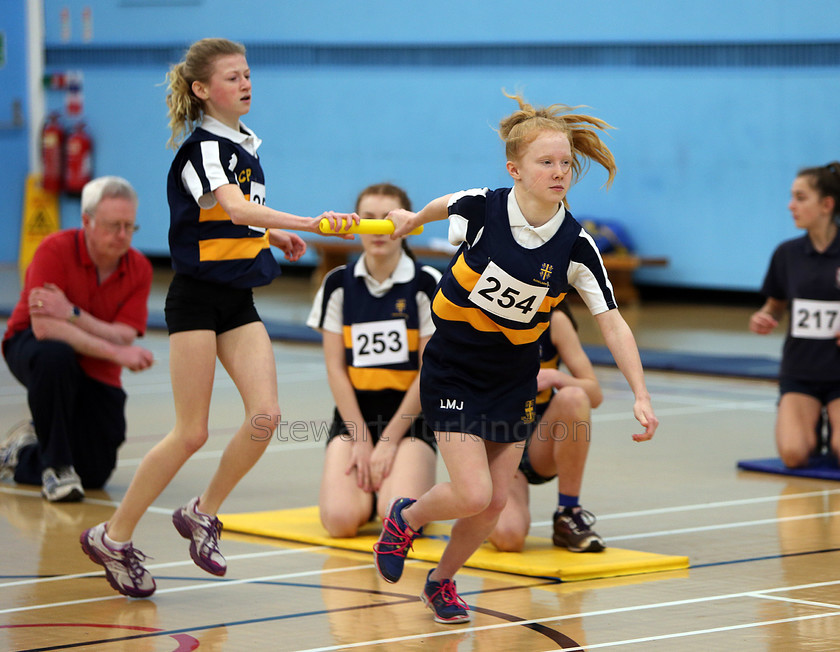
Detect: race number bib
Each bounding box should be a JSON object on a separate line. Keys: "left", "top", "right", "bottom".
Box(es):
{"left": 248, "top": 181, "right": 266, "bottom": 233}
{"left": 351, "top": 319, "right": 409, "bottom": 367}
{"left": 791, "top": 298, "right": 840, "bottom": 339}
{"left": 468, "top": 261, "right": 548, "bottom": 323}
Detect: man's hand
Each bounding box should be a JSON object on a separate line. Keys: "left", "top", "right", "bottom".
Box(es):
{"left": 114, "top": 345, "right": 155, "bottom": 372}
{"left": 28, "top": 283, "right": 73, "bottom": 320}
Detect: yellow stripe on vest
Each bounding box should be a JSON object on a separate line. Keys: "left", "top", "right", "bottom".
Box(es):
{"left": 199, "top": 232, "right": 270, "bottom": 262}
{"left": 433, "top": 292, "right": 553, "bottom": 345}
{"left": 198, "top": 202, "right": 229, "bottom": 222}
{"left": 198, "top": 195, "right": 253, "bottom": 222}
{"left": 449, "top": 253, "right": 566, "bottom": 316}
{"left": 348, "top": 367, "right": 416, "bottom": 391}
{"left": 435, "top": 254, "right": 567, "bottom": 345}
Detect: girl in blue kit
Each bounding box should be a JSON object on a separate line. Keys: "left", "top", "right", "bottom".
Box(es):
{"left": 750, "top": 162, "right": 840, "bottom": 468}
{"left": 81, "top": 37, "right": 357, "bottom": 598}
{"left": 373, "top": 92, "right": 658, "bottom": 624}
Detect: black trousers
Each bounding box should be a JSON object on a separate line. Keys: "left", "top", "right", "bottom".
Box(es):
{"left": 3, "top": 329, "right": 126, "bottom": 488}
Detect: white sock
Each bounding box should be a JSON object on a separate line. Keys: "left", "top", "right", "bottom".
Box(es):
{"left": 104, "top": 530, "right": 128, "bottom": 550}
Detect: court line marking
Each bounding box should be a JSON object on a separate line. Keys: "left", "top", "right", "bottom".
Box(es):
{"left": 607, "top": 508, "right": 840, "bottom": 542}
{"left": 754, "top": 592, "right": 840, "bottom": 610}
{"left": 531, "top": 487, "right": 840, "bottom": 527}
{"left": 8, "top": 484, "right": 839, "bottom": 547}
{"left": 2, "top": 529, "right": 840, "bottom": 646}
{"left": 109, "top": 396, "right": 776, "bottom": 467}
{"left": 0, "top": 561, "right": 382, "bottom": 615}
{"left": 0, "top": 545, "right": 335, "bottom": 592}
{"left": 295, "top": 578, "right": 840, "bottom": 651}
{"left": 543, "top": 612, "right": 840, "bottom": 651}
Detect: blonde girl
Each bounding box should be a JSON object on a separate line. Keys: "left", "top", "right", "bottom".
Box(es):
{"left": 81, "top": 37, "right": 357, "bottom": 598}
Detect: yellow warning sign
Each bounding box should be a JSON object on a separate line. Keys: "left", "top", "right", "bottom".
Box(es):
{"left": 19, "top": 174, "right": 60, "bottom": 282}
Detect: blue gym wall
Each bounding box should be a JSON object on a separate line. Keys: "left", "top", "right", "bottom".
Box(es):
{"left": 0, "top": 2, "right": 29, "bottom": 267}
{"left": 2, "top": 0, "right": 839, "bottom": 292}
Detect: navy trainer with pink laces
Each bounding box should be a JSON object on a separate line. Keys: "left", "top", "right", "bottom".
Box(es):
{"left": 421, "top": 569, "right": 471, "bottom": 624}
{"left": 373, "top": 497, "right": 422, "bottom": 583}
{"left": 172, "top": 496, "right": 226, "bottom": 576}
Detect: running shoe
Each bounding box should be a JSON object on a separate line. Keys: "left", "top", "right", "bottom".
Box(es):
{"left": 41, "top": 466, "right": 84, "bottom": 502}
{"left": 552, "top": 506, "right": 605, "bottom": 552}
{"left": 172, "top": 496, "right": 226, "bottom": 576}
{"left": 80, "top": 522, "right": 156, "bottom": 598}
{"left": 373, "top": 496, "right": 422, "bottom": 583}
{"left": 421, "top": 568, "right": 471, "bottom": 624}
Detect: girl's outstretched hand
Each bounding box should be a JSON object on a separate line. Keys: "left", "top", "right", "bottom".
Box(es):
{"left": 749, "top": 310, "right": 778, "bottom": 335}
{"left": 269, "top": 230, "right": 307, "bottom": 261}
{"left": 632, "top": 397, "right": 658, "bottom": 442}
{"left": 317, "top": 211, "right": 360, "bottom": 239}
{"left": 387, "top": 209, "right": 418, "bottom": 239}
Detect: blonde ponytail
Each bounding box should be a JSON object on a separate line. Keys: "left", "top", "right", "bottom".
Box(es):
{"left": 165, "top": 38, "right": 246, "bottom": 150}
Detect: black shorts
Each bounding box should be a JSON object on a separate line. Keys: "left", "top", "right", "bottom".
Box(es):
{"left": 779, "top": 375, "right": 840, "bottom": 405}
{"left": 325, "top": 407, "right": 437, "bottom": 453}
{"left": 419, "top": 335, "right": 538, "bottom": 443}
{"left": 518, "top": 440, "right": 555, "bottom": 485}
{"left": 164, "top": 274, "right": 261, "bottom": 335}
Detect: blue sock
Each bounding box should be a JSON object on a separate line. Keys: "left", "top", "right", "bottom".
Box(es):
{"left": 558, "top": 493, "right": 579, "bottom": 511}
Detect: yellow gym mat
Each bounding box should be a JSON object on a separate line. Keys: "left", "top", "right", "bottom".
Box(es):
{"left": 221, "top": 506, "right": 688, "bottom": 582}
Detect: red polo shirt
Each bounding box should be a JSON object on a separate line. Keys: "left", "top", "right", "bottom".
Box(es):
{"left": 4, "top": 229, "right": 152, "bottom": 388}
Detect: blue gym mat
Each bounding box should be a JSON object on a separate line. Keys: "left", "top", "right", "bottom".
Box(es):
{"left": 737, "top": 455, "right": 840, "bottom": 481}
{"left": 582, "top": 345, "right": 779, "bottom": 380}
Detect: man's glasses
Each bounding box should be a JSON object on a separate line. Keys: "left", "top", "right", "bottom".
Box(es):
{"left": 96, "top": 221, "right": 140, "bottom": 234}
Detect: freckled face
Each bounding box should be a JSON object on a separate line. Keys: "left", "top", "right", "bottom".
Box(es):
{"left": 507, "top": 131, "right": 573, "bottom": 209}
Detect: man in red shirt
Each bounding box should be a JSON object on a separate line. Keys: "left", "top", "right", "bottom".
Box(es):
{"left": 1, "top": 176, "right": 155, "bottom": 502}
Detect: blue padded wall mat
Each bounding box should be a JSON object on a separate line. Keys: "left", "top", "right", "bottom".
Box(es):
{"left": 737, "top": 455, "right": 840, "bottom": 481}
{"left": 582, "top": 345, "right": 779, "bottom": 380}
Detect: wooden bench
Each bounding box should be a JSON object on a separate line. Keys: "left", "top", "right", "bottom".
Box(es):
{"left": 308, "top": 240, "right": 667, "bottom": 305}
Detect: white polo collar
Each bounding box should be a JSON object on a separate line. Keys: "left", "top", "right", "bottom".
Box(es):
{"left": 507, "top": 191, "right": 565, "bottom": 242}
{"left": 354, "top": 251, "right": 414, "bottom": 297}
{"left": 200, "top": 115, "right": 262, "bottom": 156}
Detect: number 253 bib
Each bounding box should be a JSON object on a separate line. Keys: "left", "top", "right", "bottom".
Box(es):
{"left": 351, "top": 319, "right": 410, "bottom": 367}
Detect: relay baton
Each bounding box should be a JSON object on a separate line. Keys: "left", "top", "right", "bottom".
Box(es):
{"left": 318, "top": 218, "right": 423, "bottom": 236}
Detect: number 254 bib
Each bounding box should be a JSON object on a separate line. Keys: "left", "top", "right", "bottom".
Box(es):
{"left": 468, "top": 261, "right": 548, "bottom": 323}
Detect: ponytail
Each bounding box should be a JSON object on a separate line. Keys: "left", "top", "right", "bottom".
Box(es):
{"left": 798, "top": 161, "right": 840, "bottom": 219}
{"left": 165, "top": 38, "right": 246, "bottom": 150}
{"left": 498, "top": 90, "right": 617, "bottom": 191}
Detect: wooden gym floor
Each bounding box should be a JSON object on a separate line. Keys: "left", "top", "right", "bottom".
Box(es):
{"left": 2, "top": 268, "right": 840, "bottom": 651}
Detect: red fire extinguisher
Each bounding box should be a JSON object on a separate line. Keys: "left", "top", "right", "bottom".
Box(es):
{"left": 64, "top": 122, "right": 93, "bottom": 196}
{"left": 41, "top": 113, "right": 65, "bottom": 194}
